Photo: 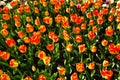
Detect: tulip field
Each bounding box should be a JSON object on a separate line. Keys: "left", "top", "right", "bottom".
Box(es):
{"left": 0, "top": 0, "right": 120, "bottom": 80}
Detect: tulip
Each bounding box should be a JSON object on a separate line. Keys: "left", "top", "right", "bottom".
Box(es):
{"left": 58, "top": 66, "right": 66, "bottom": 75}
{"left": 38, "top": 51, "right": 46, "bottom": 60}
{"left": 76, "top": 62, "right": 85, "bottom": 72}
{"left": 43, "top": 56, "right": 51, "bottom": 65}
{"left": 103, "top": 60, "right": 110, "bottom": 67}
{"left": 9, "top": 59, "right": 19, "bottom": 68}
{"left": 88, "top": 62, "right": 95, "bottom": 70}
{"left": 38, "top": 74, "right": 46, "bottom": 80}
{"left": 78, "top": 44, "right": 86, "bottom": 53}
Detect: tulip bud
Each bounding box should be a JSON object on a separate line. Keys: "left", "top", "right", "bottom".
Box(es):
{"left": 88, "top": 62, "right": 95, "bottom": 70}
{"left": 103, "top": 60, "right": 110, "bottom": 67}
{"left": 90, "top": 45, "right": 97, "bottom": 53}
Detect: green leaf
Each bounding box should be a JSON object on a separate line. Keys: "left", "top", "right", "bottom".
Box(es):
{"left": 85, "top": 70, "right": 92, "bottom": 80}
{"left": 91, "top": 70, "right": 95, "bottom": 77}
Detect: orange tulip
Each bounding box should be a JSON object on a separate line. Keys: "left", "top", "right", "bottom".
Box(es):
{"left": 92, "top": 26, "right": 98, "bottom": 32}
{"left": 116, "top": 54, "right": 120, "bottom": 60}
{"left": 57, "top": 77, "right": 64, "bottom": 80}
{"left": 26, "top": 16, "right": 31, "bottom": 22}
{"left": 35, "top": 17, "right": 40, "bottom": 26}
{"left": 54, "top": 8, "right": 59, "bottom": 13}
{"left": 26, "top": 24, "right": 34, "bottom": 33}
{"left": 2, "top": 14, "right": 10, "bottom": 20}
{"left": 71, "top": 72, "right": 78, "bottom": 80}
{"left": 9, "top": 59, "right": 19, "bottom": 68}
{"left": 34, "top": 7, "right": 39, "bottom": 13}
{"left": 18, "top": 45, "right": 27, "bottom": 53}
{"left": 55, "top": 3, "right": 61, "bottom": 10}
{"left": 81, "top": 23, "right": 86, "bottom": 30}
{"left": 93, "top": 9, "right": 99, "bottom": 16}
{"left": 105, "top": 26, "right": 114, "bottom": 37}
{"left": 15, "top": 21, "right": 21, "bottom": 28}
{"left": 0, "top": 69, "right": 3, "bottom": 75}
{"left": 90, "top": 45, "right": 97, "bottom": 53}
{"left": 52, "top": 34, "right": 59, "bottom": 42}
{"left": 50, "top": 0, "right": 58, "bottom": 5}
{"left": 58, "top": 67, "right": 66, "bottom": 75}
{"left": 89, "top": 20, "right": 94, "bottom": 26}
{"left": 24, "top": 37, "right": 30, "bottom": 44}
{"left": 10, "top": 0, "right": 18, "bottom": 7}
{"left": 66, "top": 44, "right": 73, "bottom": 52}
{"left": 0, "top": 50, "right": 3, "bottom": 57}
{"left": 80, "top": 6, "right": 86, "bottom": 12}
{"left": 40, "top": 0, "right": 45, "bottom": 4}
{"left": 102, "top": 8, "right": 108, "bottom": 15}
{"left": 100, "top": 68, "right": 113, "bottom": 80}
{"left": 24, "top": 76, "right": 33, "bottom": 80}
{"left": 62, "top": 16, "right": 68, "bottom": 22}
{"left": 39, "top": 25, "right": 46, "bottom": 33}
{"left": 70, "top": 14, "right": 78, "bottom": 22}
{"left": 61, "top": 21, "right": 69, "bottom": 28}
{"left": 30, "top": 32, "right": 41, "bottom": 45}
{"left": 98, "top": 12, "right": 103, "bottom": 18}
{"left": 70, "top": 1, "right": 74, "bottom": 7}
{"left": 78, "top": 44, "right": 86, "bottom": 53}
{"left": 108, "top": 43, "right": 118, "bottom": 54}
{"left": 108, "top": 15, "right": 114, "bottom": 22}
{"left": 17, "top": 8, "right": 23, "bottom": 14}
{"left": 97, "top": 17, "right": 104, "bottom": 25}
{"left": 101, "top": 39, "right": 108, "bottom": 46}
{"left": 2, "top": 23, "right": 8, "bottom": 29}
{"left": 116, "top": 43, "right": 120, "bottom": 51}
{"left": 76, "top": 62, "right": 85, "bottom": 72}
{"left": 103, "top": 60, "right": 110, "bottom": 67}
{"left": 48, "top": 32, "right": 55, "bottom": 39}
{"left": 110, "top": 8, "right": 115, "bottom": 14}
{"left": 43, "top": 56, "right": 51, "bottom": 65}
{"left": 55, "top": 14, "right": 62, "bottom": 23}
{"left": 5, "top": 38, "right": 16, "bottom": 47}
{"left": 0, "top": 73, "right": 11, "bottom": 80}
{"left": 0, "top": 7, "right": 2, "bottom": 12}
{"left": 44, "top": 11, "right": 49, "bottom": 16}
{"left": 66, "top": 8, "right": 70, "bottom": 13}
{"left": 116, "top": 16, "right": 120, "bottom": 22}
{"left": 17, "top": 31, "right": 24, "bottom": 38}
{"left": 1, "top": 51, "right": 10, "bottom": 61}
{"left": 59, "top": 0, "right": 65, "bottom": 5}
{"left": 73, "top": 27, "right": 80, "bottom": 34}
{"left": 43, "top": 17, "right": 53, "bottom": 24}
{"left": 3, "top": 6, "right": 9, "bottom": 13}
{"left": 34, "top": 1, "right": 38, "bottom": 5}
{"left": 43, "top": 2, "right": 47, "bottom": 7}
{"left": 1, "top": 29, "right": 9, "bottom": 37}
{"left": 38, "top": 74, "right": 46, "bottom": 80}
{"left": 46, "top": 44, "right": 54, "bottom": 51}
{"left": 75, "top": 16, "right": 84, "bottom": 24}
{"left": 88, "top": 62, "right": 95, "bottom": 70}
{"left": 13, "top": 14, "right": 20, "bottom": 21}
{"left": 63, "top": 34, "right": 70, "bottom": 41}
{"left": 115, "top": 9, "right": 120, "bottom": 16}
{"left": 24, "top": 5, "right": 31, "bottom": 13}
{"left": 75, "top": 35, "right": 82, "bottom": 43}
{"left": 88, "top": 31, "right": 95, "bottom": 40}
{"left": 38, "top": 51, "right": 46, "bottom": 60}
{"left": 117, "top": 23, "right": 120, "bottom": 30}
{"left": 86, "top": 12, "right": 92, "bottom": 19}
{"left": 94, "top": 2, "right": 101, "bottom": 9}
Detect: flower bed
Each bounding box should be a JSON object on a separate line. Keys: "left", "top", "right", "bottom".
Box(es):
{"left": 0, "top": 0, "right": 120, "bottom": 80}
